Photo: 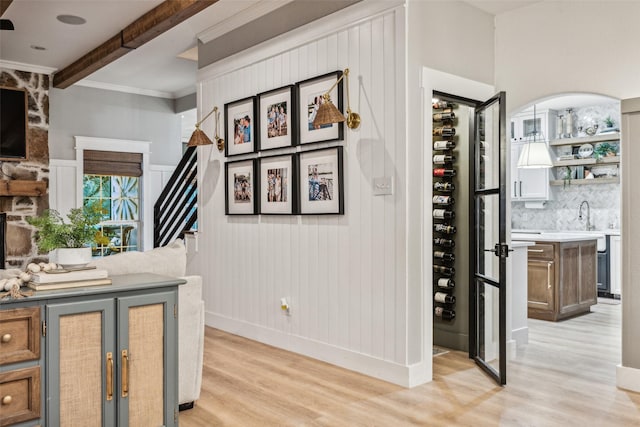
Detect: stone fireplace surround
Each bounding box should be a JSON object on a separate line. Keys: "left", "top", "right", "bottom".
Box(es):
{"left": 0, "top": 69, "right": 50, "bottom": 269}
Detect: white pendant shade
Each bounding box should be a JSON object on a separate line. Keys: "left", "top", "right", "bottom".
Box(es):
{"left": 517, "top": 141, "right": 553, "bottom": 168}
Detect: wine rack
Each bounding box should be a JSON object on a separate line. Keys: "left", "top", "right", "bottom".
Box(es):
{"left": 432, "top": 100, "right": 458, "bottom": 322}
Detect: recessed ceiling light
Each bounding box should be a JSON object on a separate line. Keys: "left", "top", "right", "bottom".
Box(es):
{"left": 56, "top": 14, "right": 86, "bottom": 25}
{"left": 30, "top": 45, "right": 47, "bottom": 51}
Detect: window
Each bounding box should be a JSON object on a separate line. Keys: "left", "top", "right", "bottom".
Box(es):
{"left": 83, "top": 150, "right": 143, "bottom": 257}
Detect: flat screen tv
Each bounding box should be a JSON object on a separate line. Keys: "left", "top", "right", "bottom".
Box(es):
{"left": 0, "top": 87, "right": 28, "bottom": 160}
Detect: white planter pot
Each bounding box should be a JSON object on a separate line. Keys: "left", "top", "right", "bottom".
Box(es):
{"left": 50, "top": 247, "right": 92, "bottom": 268}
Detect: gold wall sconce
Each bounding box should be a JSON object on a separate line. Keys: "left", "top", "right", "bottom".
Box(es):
{"left": 312, "top": 68, "right": 361, "bottom": 130}
{"left": 187, "top": 106, "right": 225, "bottom": 152}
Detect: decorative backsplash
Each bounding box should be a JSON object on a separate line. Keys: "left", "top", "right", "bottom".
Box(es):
{"left": 512, "top": 183, "right": 620, "bottom": 231}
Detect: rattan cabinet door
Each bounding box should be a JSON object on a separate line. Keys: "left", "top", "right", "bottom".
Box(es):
{"left": 46, "top": 299, "right": 116, "bottom": 427}
{"left": 117, "top": 291, "right": 178, "bottom": 427}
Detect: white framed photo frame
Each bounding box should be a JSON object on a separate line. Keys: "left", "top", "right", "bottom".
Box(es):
{"left": 258, "top": 154, "right": 296, "bottom": 215}
{"left": 225, "top": 159, "right": 257, "bottom": 215}
{"left": 297, "top": 146, "right": 344, "bottom": 215}
{"left": 225, "top": 96, "right": 257, "bottom": 157}
{"left": 296, "top": 71, "right": 344, "bottom": 145}
{"left": 258, "top": 85, "right": 296, "bottom": 151}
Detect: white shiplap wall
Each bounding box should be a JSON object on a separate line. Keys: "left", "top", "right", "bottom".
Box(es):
{"left": 194, "top": 3, "right": 421, "bottom": 385}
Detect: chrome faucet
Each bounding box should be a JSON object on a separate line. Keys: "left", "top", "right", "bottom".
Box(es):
{"left": 578, "top": 200, "right": 592, "bottom": 231}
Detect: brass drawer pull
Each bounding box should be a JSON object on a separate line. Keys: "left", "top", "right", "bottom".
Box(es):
{"left": 106, "top": 352, "right": 113, "bottom": 401}
{"left": 1, "top": 333, "right": 11, "bottom": 343}
{"left": 547, "top": 262, "right": 553, "bottom": 289}
{"left": 121, "top": 349, "right": 129, "bottom": 398}
{"left": 528, "top": 249, "right": 545, "bottom": 253}
{"left": 1, "top": 395, "right": 12, "bottom": 405}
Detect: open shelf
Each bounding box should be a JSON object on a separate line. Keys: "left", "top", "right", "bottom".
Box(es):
{"left": 552, "top": 156, "right": 620, "bottom": 167}
{"left": 550, "top": 177, "right": 620, "bottom": 186}
{"left": 549, "top": 132, "right": 620, "bottom": 146}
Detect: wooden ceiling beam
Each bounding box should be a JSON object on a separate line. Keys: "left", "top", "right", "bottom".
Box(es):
{"left": 1, "top": 0, "right": 13, "bottom": 17}
{"left": 53, "top": 0, "right": 218, "bottom": 89}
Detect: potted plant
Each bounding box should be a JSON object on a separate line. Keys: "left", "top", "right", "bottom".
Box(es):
{"left": 27, "top": 204, "right": 104, "bottom": 267}
{"left": 594, "top": 142, "right": 617, "bottom": 159}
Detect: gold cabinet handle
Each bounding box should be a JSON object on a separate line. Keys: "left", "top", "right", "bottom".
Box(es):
{"left": 547, "top": 262, "right": 553, "bottom": 289}
{"left": 1, "top": 395, "right": 12, "bottom": 405}
{"left": 106, "top": 352, "right": 113, "bottom": 401}
{"left": 1, "top": 333, "right": 11, "bottom": 343}
{"left": 528, "top": 249, "right": 544, "bottom": 253}
{"left": 121, "top": 349, "right": 129, "bottom": 398}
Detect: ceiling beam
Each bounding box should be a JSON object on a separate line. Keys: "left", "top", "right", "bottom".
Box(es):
{"left": 0, "top": 0, "right": 13, "bottom": 17}
{"left": 53, "top": 0, "right": 218, "bottom": 89}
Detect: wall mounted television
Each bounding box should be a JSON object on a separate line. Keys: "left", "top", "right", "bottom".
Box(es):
{"left": 0, "top": 86, "right": 28, "bottom": 160}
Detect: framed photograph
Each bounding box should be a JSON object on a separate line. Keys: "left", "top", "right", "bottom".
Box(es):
{"left": 225, "top": 159, "right": 257, "bottom": 215}
{"left": 257, "top": 85, "right": 296, "bottom": 151}
{"left": 297, "top": 146, "right": 344, "bottom": 215}
{"left": 296, "top": 71, "right": 344, "bottom": 145}
{"left": 258, "top": 154, "right": 296, "bottom": 215}
{"left": 225, "top": 96, "right": 257, "bottom": 157}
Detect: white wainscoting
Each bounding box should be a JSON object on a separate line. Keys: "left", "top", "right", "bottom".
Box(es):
{"left": 194, "top": 3, "right": 425, "bottom": 386}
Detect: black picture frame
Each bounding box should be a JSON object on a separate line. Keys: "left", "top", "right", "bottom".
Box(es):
{"left": 0, "top": 87, "right": 28, "bottom": 161}
{"left": 297, "top": 146, "right": 344, "bottom": 215}
{"left": 296, "top": 71, "right": 344, "bottom": 145}
{"left": 225, "top": 158, "right": 258, "bottom": 215}
{"left": 257, "top": 85, "right": 297, "bottom": 151}
{"left": 258, "top": 153, "right": 297, "bottom": 215}
{"left": 224, "top": 96, "right": 257, "bottom": 157}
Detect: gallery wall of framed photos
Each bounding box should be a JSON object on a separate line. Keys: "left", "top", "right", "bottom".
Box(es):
{"left": 223, "top": 71, "right": 345, "bottom": 216}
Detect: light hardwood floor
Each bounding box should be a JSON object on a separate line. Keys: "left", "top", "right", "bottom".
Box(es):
{"left": 180, "top": 302, "right": 640, "bottom": 426}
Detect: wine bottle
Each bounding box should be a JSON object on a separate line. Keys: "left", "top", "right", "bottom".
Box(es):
{"left": 433, "top": 154, "right": 456, "bottom": 164}
{"left": 432, "top": 195, "right": 455, "bottom": 205}
{"left": 434, "top": 251, "right": 455, "bottom": 262}
{"left": 433, "top": 209, "right": 455, "bottom": 219}
{"left": 433, "top": 125, "right": 456, "bottom": 137}
{"left": 433, "top": 264, "right": 455, "bottom": 275}
{"left": 433, "top": 140, "right": 456, "bottom": 151}
{"left": 434, "top": 224, "right": 456, "bottom": 234}
{"left": 434, "top": 292, "right": 456, "bottom": 304}
{"left": 433, "top": 168, "right": 456, "bottom": 177}
{"left": 434, "top": 306, "right": 456, "bottom": 320}
{"left": 437, "top": 277, "right": 455, "bottom": 289}
{"left": 433, "top": 238, "right": 455, "bottom": 248}
{"left": 433, "top": 182, "right": 455, "bottom": 192}
{"left": 432, "top": 100, "right": 457, "bottom": 110}
{"left": 433, "top": 111, "right": 456, "bottom": 121}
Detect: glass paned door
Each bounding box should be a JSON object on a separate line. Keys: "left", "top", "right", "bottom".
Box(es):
{"left": 471, "top": 92, "right": 508, "bottom": 385}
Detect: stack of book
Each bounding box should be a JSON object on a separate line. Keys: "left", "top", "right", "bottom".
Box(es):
{"left": 28, "top": 267, "right": 111, "bottom": 291}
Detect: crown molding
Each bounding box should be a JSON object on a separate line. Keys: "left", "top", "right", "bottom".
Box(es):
{"left": 197, "top": 0, "right": 295, "bottom": 44}
{"left": 0, "top": 60, "right": 57, "bottom": 75}
{"left": 74, "top": 79, "right": 175, "bottom": 99}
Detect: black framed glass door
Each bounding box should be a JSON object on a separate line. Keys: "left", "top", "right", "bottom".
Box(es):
{"left": 470, "top": 92, "right": 508, "bottom": 385}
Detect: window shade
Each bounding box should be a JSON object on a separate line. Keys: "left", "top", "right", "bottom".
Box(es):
{"left": 83, "top": 150, "right": 143, "bottom": 177}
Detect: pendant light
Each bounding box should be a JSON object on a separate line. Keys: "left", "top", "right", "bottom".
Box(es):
{"left": 517, "top": 104, "right": 553, "bottom": 169}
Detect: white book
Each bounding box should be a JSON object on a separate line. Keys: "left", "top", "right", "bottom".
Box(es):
{"left": 30, "top": 268, "right": 109, "bottom": 284}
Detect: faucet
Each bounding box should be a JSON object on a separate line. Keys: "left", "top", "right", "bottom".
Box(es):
{"left": 578, "top": 200, "right": 592, "bottom": 231}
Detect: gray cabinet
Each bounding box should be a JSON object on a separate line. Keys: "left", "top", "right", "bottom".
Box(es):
{"left": 0, "top": 273, "right": 182, "bottom": 427}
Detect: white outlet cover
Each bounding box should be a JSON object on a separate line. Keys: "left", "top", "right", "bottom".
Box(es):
{"left": 373, "top": 176, "right": 393, "bottom": 196}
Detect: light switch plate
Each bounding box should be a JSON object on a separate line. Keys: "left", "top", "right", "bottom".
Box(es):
{"left": 373, "top": 176, "right": 393, "bottom": 196}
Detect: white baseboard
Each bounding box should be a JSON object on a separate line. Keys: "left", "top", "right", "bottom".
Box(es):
{"left": 617, "top": 364, "right": 640, "bottom": 392}
{"left": 512, "top": 326, "right": 529, "bottom": 346}
{"left": 206, "top": 312, "right": 427, "bottom": 388}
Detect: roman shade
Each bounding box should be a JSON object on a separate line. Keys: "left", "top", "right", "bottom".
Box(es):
{"left": 83, "top": 150, "right": 142, "bottom": 177}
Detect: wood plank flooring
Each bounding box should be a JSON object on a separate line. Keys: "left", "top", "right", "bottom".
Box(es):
{"left": 179, "top": 303, "right": 640, "bottom": 426}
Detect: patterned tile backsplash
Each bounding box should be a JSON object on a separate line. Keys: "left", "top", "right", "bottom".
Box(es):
{"left": 512, "top": 183, "right": 620, "bottom": 231}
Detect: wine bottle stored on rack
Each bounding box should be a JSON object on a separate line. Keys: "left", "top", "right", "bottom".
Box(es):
{"left": 433, "top": 154, "right": 456, "bottom": 164}
{"left": 434, "top": 306, "right": 456, "bottom": 321}
{"left": 433, "top": 209, "right": 455, "bottom": 220}
{"left": 433, "top": 140, "right": 456, "bottom": 151}
{"left": 433, "top": 237, "right": 455, "bottom": 248}
{"left": 434, "top": 224, "right": 456, "bottom": 234}
{"left": 433, "top": 264, "right": 455, "bottom": 275}
{"left": 434, "top": 292, "right": 456, "bottom": 304}
{"left": 433, "top": 111, "right": 456, "bottom": 122}
{"left": 433, "top": 125, "right": 456, "bottom": 137}
{"left": 432, "top": 195, "right": 455, "bottom": 205}
{"left": 434, "top": 251, "right": 455, "bottom": 262}
{"left": 437, "top": 277, "right": 455, "bottom": 289}
{"left": 432, "top": 100, "right": 457, "bottom": 110}
{"left": 433, "top": 168, "right": 456, "bottom": 177}
{"left": 433, "top": 182, "right": 455, "bottom": 192}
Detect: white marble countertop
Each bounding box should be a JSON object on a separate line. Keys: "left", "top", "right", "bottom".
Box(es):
{"left": 511, "top": 241, "right": 535, "bottom": 248}
{"left": 510, "top": 232, "right": 603, "bottom": 243}
{"left": 513, "top": 229, "right": 620, "bottom": 236}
